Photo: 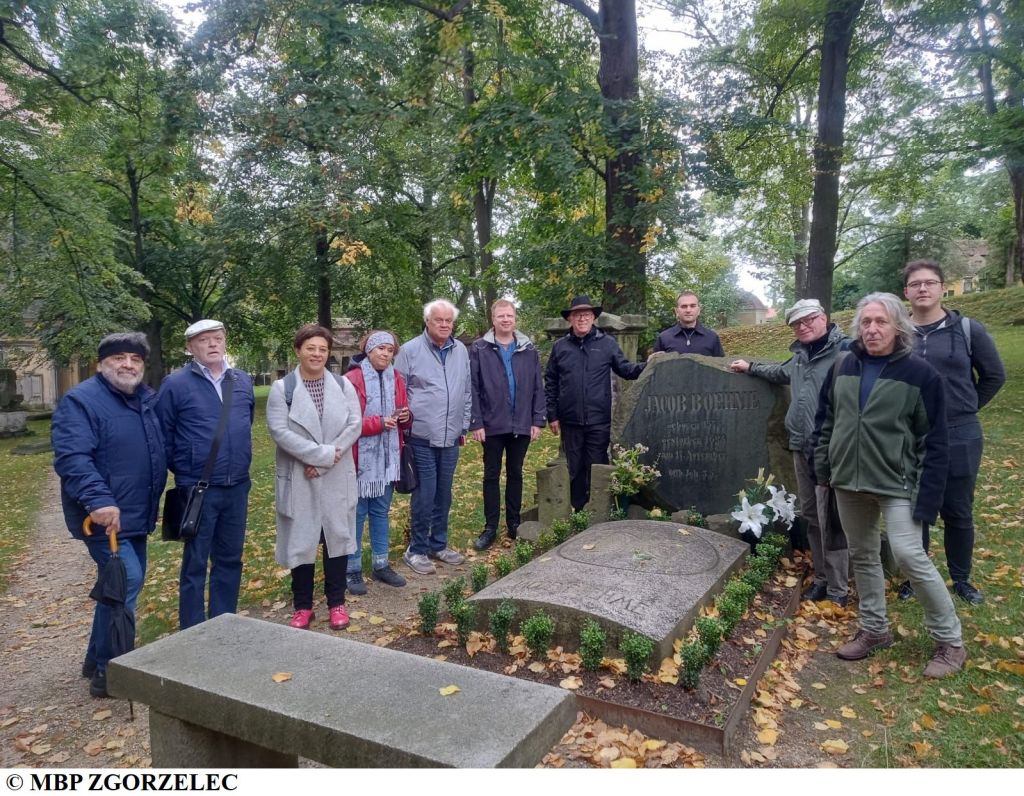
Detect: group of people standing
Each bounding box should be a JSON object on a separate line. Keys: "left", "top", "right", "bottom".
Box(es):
{"left": 52, "top": 260, "right": 1003, "bottom": 699}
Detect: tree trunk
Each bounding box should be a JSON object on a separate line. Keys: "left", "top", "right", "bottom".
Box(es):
{"left": 143, "top": 316, "right": 164, "bottom": 388}
{"left": 791, "top": 200, "right": 810, "bottom": 295}
{"left": 315, "top": 225, "right": 332, "bottom": 329}
{"left": 805, "top": 0, "right": 864, "bottom": 314}
{"left": 463, "top": 45, "right": 499, "bottom": 311}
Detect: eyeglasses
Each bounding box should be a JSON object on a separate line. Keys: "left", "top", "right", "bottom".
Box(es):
{"left": 906, "top": 279, "right": 942, "bottom": 290}
{"left": 789, "top": 314, "right": 822, "bottom": 330}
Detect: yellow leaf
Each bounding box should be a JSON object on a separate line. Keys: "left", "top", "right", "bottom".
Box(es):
{"left": 973, "top": 704, "right": 994, "bottom": 715}
{"left": 369, "top": 616, "right": 386, "bottom": 625}
{"left": 350, "top": 610, "right": 368, "bottom": 619}
{"left": 528, "top": 661, "right": 547, "bottom": 673}
{"left": 861, "top": 730, "right": 874, "bottom": 738}
{"left": 437, "top": 640, "right": 453, "bottom": 648}
{"left": 812, "top": 682, "right": 827, "bottom": 690}
{"left": 346, "top": 624, "right": 361, "bottom": 633}
{"left": 735, "top": 678, "right": 748, "bottom": 686}
{"left": 560, "top": 676, "right": 583, "bottom": 690}
{"left": 678, "top": 528, "right": 691, "bottom": 535}
{"left": 911, "top": 741, "right": 933, "bottom": 757}
{"left": 757, "top": 728, "right": 779, "bottom": 745}
{"left": 785, "top": 576, "right": 798, "bottom": 587}
{"left": 813, "top": 722, "right": 829, "bottom": 731}
{"left": 31, "top": 743, "right": 52, "bottom": 755}
{"left": 789, "top": 698, "right": 804, "bottom": 708}
{"left": 840, "top": 706, "right": 858, "bottom": 719}
{"left": 919, "top": 714, "right": 937, "bottom": 730}
{"left": 598, "top": 677, "right": 617, "bottom": 689}
{"left": 642, "top": 739, "right": 666, "bottom": 751}
{"left": 92, "top": 710, "right": 112, "bottom": 721}
{"left": 439, "top": 685, "right": 460, "bottom": 696}
{"left": 610, "top": 758, "right": 637, "bottom": 768}
{"left": 825, "top": 719, "right": 842, "bottom": 729}
{"left": 996, "top": 660, "right": 1024, "bottom": 676}
{"left": 820, "top": 739, "right": 849, "bottom": 755}
{"left": 582, "top": 544, "right": 596, "bottom": 551}
{"left": 271, "top": 672, "right": 292, "bottom": 683}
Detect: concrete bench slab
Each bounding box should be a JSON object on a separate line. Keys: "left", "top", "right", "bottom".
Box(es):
{"left": 108, "top": 614, "right": 576, "bottom": 768}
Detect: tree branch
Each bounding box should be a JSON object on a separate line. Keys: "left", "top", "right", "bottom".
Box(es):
{"left": 554, "top": 0, "right": 600, "bottom": 34}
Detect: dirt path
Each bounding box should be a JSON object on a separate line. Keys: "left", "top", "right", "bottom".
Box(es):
{"left": 2, "top": 475, "right": 856, "bottom": 769}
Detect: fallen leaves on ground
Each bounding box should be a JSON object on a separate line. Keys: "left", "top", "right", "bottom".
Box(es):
{"left": 543, "top": 714, "right": 704, "bottom": 769}
{"left": 438, "top": 685, "right": 460, "bottom": 696}
{"left": 271, "top": 672, "right": 292, "bottom": 683}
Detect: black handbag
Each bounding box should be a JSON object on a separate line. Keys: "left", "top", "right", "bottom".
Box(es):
{"left": 162, "top": 375, "right": 234, "bottom": 542}
{"left": 394, "top": 432, "right": 418, "bottom": 494}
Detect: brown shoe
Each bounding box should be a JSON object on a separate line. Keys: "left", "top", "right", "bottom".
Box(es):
{"left": 836, "top": 629, "right": 893, "bottom": 661}
{"left": 923, "top": 643, "right": 966, "bottom": 678}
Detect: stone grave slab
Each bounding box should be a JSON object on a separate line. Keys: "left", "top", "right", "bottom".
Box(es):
{"left": 469, "top": 520, "right": 749, "bottom": 661}
{"left": 612, "top": 355, "right": 793, "bottom": 515}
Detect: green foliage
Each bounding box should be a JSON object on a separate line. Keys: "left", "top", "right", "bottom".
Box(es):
{"left": 695, "top": 616, "right": 724, "bottom": 658}
{"left": 452, "top": 601, "right": 478, "bottom": 647}
{"left": 578, "top": 619, "right": 607, "bottom": 672}
{"left": 646, "top": 508, "right": 673, "bottom": 521}
{"left": 489, "top": 600, "right": 517, "bottom": 655}
{"left": 470, "top": 563, "right": 489, "bottom": 594}
{"left": 716, "top": 593, "right": 746, "bottom": 635}
{"left": 679, "top": 508, "right": 707, "bottom": 528}
{"left": 442, "top": 577, "right": 466, "bottom": 613}
{"left": 609, "top": 443, "right": 660, "bottom": 497}
{"left": 418, "top": 592, "right": 441, "bottom": 635}
{"left": 742, "top": 565, "right": 768, "bottom": 591}
{"left": 724, "top": 579, "right": 757, "bottom": 608}
{"left": 514, "top": 539, "right": 535, "bottom": 567}
{"left": 619, "top": 632, "right": 655, "bottom": 682}
{"left": 569, "top": 510, "right": 591, "bottom": 532}
{"left": 493, "top": 555, "right": 516, "bottom": 579}
{"left": 550, "top": 518, "right": 572, "bottom": 544}
{"left": 679, "top": 641, "right": 709, "bottom": 690}
{"left": 535, "top": 530, "right": 557, "bottom": 552}
{"left": 608, "top": 507, "right": 628, "bottom": 521}
{"left": 521, "top": 611, "right": 555, "bottom": 659}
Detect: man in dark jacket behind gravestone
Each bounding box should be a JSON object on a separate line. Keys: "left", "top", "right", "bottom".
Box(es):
{"left": 652, "top": 291, "right": 725, "bottom": 357}
{"left": 545, "top": 295, "right": 645, "bottom": 512}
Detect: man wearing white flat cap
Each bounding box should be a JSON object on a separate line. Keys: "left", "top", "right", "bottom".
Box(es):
{"left": 157, "top": 319, "right": 255, "bottom": 629}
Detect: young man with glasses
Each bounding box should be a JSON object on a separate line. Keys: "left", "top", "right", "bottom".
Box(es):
{"left": 899, "top": 260, "right": 1005, "bottom": 604}
{"left": 731, "top": 298, "right": 850, "bottom": 606}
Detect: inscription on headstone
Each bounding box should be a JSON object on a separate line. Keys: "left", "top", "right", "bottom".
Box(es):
{"left": 612, "top": 356, "right": 792, "bottom": 515}
{"left": 469, "top": 520, "right": 749, "bottom": 661}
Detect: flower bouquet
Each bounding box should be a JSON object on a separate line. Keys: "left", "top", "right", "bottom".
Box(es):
{"left": 731, "top": 468, "right": 797, "bottom": 547}
{"left": 609, "top": 443, "right": 661, "bottom": 514}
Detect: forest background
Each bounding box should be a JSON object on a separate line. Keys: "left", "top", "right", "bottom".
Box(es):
{"left": 2, "top": 0, "right": 1021, "bottom": 382}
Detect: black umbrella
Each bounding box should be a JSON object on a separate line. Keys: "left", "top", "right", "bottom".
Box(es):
{"left": 84, "top": 519, "right": 136, "bottom": 660}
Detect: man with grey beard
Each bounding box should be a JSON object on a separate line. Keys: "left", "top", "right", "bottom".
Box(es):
{"left": 52, "top": 332, "right": 167, "bottom": 699}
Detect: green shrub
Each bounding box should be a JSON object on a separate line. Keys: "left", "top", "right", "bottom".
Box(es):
{"left": 679, "top": 641, "right": 708, "bottom": 690}
{"left": 469, "top": 562, "right": 488, "bottom": 593}
{"left": 619, "top": 632, "right": 655, "bottom": 682}
{"left": 681, "top": 507, "right": 706, "bottom": 528}
{"left": 750, "top": 554, "right": 777, "bottom": 582}
{"left": 493, "top": 555, "right": 516, "bottom": 578}
{"left": 550, "top": 518, "right": 572, "bottom": 544}
{"left": 742, "top": 566, "right": 768, "bottom": 591}
{"left": 514, "top": 539, "right": 534, "bottom": 567}
{"left": 695, "top": 616, "right": 723, "bottom": 657}
{"left": 724, "top": 579, "right": 757, "bottom": 607}
{"left": 442, "top": 576, "right": 466, "bottom": 613}
{"left": 716, "top": 594, "right": 745, "bottom": 634}
{"left": 760, "top": 532, "right": 787, "bottom": 551}
{"left": 646, "top": 508, "right": 672, "bottom": 521}
{"left": 608, "top": 507, "right": 627, "bottom": 521}
{"left": 521, "top": 610, "right": 555, "bottom": 659}
{"left": 418, "top": 592, "right": 441, "bottom": 635}
{"left": 488, "top": 600, "right": 517, "bottom": 654}
{"left": 578, "top": 619, "right": 606, "bottom": 671}
{"left": 569, "top": 510, "right": 591, "bottom": 532}
{"left": 535, "top": 530, "right": 557, "bottom": 552}
{"left": 452, "top": 601, "right": 478, "bottom": 646}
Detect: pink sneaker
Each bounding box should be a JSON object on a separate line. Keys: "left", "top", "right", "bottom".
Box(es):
{"left": 329, "top": 605, "right": 350, "bottom": 631}
{"left": 289, "top": 609, "right": 314, "bottom": 629}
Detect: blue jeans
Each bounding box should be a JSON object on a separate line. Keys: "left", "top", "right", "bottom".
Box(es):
{"left": 348, "top": 485, "right": 395, "bottom": 574}
{"left": 408, "top": 441, "right": 460, "bottom": 556}
{"left": 179, "top": 481, "right": 250, "bottom": 630}
{"left": 86, "top": 535, "right": 147, "bottom": 673}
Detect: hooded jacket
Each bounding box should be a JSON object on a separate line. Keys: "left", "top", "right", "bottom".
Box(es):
{"left": 813, "top": 341, "right": 948, "bottom": 524}
{"left": 544, "top": 327, "right": 644, "bottom": 426}
{"left": 469, "top": 330, "right": 546, "bottom": 436}
{"left": 747, "top": 323, "right": 849, "bottom": 452}
{"left": 912, "top": 309, "right": 1005, "bottom": 429}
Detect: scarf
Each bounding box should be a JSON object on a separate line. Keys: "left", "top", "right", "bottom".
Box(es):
{"left": 356, "top": 358, "right": 400, "bottom": 498}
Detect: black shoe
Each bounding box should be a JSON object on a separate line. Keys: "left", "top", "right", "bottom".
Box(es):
{"left": 371, "top": 565, "right": 407, "bottom": 588}
{"left": 897, "top": 580, "right": 915, "bottom": 601}
{"left": 346, "top": 572, "right": 368, "bottom": 596}
{"left": 507, "top": 526, "right": 518, "bottom": 541}
{"left": 953, "top": 581, "right": 984, "bottom": 605}
{"left": 89, "top": 670, "right": 109, "bottom": 699}
{"left": 82, "top": 656, "right": 97, "bottom": 679}
{"left": 801, "top": 582, "right": 828, "bottom": 602}
{"left": 473, "top": 528, "right": 497, "bottom": 551}
{"left": 829, "top": 595, "right": 848, "bottom": 608}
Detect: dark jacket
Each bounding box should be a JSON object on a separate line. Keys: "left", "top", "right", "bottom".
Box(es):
{"left": 344, "top": 357, "right": 412, "bottom": 471}
{"left": 156, "top": 363, "right": 255, "bottom": 488}
{"left": 813, "top": 342, "right": 948, "bottom": 524}
{"left": 653, "top": 322, "right": 724, "bottom": 357}
{"left": 470, "top": 330, "right": 546, "bottom": 436}
{"left": 748, "top": 323, "right": 849, "bottom": 452}
{"left": 52, "top": 374, "right": 167, "bottom": 540}
{"left": 912, "top": 309, "right": 1005, "bottom": 430}
{"left": 545, "top": 327, "right": 644, "bottom": 426}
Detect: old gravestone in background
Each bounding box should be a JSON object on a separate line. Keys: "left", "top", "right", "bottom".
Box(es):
{"left": 469, "top": 520, "right": 749, "bottom": 661}
{"left": 612, "top": 355, "right": 793, "bottom": 516}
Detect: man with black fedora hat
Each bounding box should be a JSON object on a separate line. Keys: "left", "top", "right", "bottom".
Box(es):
{"left": 545, "top": 295, "right": 645, "bottom": 511}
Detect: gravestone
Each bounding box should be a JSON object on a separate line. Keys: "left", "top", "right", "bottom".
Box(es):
{"left": 469, "top": 520, "right": 749, "bottom": 661}
{"left": 612, "top": 355, "right": 792, "bottom": 515}
{"left": 0, "top": 368, "right": 28, "bottom": 438}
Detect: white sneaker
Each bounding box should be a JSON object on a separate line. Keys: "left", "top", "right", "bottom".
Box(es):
{"left": 403, "top": 549, "right": 436, "bottom": 575}
{"left": 428, "top": 547, "right": 465, "bottom": 565}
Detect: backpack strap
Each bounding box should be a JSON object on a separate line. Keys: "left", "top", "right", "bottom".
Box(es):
{"left": 961, "top": 315, "right": 972, "bottom": 357}
{"left": 283, "top": 370, "right": 345, "bottom": 406}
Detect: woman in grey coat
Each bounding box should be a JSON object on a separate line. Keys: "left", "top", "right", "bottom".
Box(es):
{"left": 266, "top": 324, "right": 362, "bottom": 631}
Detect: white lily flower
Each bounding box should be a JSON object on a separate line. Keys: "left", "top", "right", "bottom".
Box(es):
{"left": 768, "top": 485, "right": 796, "bottom": 528}
{"left": 731, "top": 496, "right": 768, "bottom": 539}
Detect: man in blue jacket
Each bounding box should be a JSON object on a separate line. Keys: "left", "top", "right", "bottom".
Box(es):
{"left": 52, "top": 332, "right": 167, "bottom": 698}
{"left": 653, "top": 291, "right": 725, "bottom": 356}
{"left": 899, "top": 260, "right": 1006, "bottom": 605}
{"left": 469, "top": 299, "right": 546, "bottom": 550}
{"left": 545, "top": 295, "right": 645, "bottom": 512}
{"left": 157, "top": 319, "right": 255, "bottom": 629}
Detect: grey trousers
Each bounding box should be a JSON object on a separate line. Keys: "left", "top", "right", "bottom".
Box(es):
{"left": 793, "top": 451, "right": 849, "bottom": 598}
{"left": 834, "top": 489, "right": 962, "bottom": 645}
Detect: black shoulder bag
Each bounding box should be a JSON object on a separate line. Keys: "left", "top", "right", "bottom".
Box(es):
{"left": 162, "top": 376, "right": 234, "bottom": 542}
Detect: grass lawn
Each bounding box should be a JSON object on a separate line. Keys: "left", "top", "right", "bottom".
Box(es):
{"left": 0, "top": 418, "right": 52, "bottom": 592}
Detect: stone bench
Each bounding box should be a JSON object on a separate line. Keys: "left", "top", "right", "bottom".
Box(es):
{"left": 108, "top": 614, "right": 576, "bottom": 768}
